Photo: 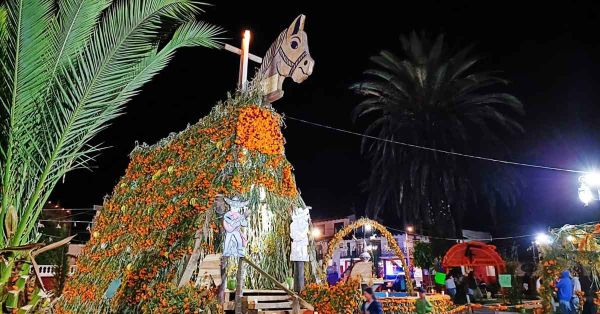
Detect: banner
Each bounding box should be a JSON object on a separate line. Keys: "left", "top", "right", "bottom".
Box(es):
{"left": 499, "top": 274, "right": 512, "bottom": 288}
{"left": 434, "top": 272, "right": 447, "bottom": 285}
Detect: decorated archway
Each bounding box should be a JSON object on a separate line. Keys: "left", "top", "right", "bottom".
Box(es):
{"left": 321, "top": 218, "right": 414, "bottom": 294}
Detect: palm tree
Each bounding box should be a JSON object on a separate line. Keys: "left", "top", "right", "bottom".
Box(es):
{"left": 350, "top": 32, "right": 524, "bottom": 235}
{"left": 0, "top": 0, "right": 221, "bottom": 308}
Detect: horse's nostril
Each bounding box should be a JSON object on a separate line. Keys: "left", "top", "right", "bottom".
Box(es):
{"left": 304, "top": 60, "right": 308, "bottom": 66}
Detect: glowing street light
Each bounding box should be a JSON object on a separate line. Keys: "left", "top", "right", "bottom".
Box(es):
{"left": 535, "top": 232, "right": 551, "bottom": 245}
{"left": 579, "top": 184, "right": 594, "bottom": 205}
{"left": 578, "top": 172, "right": 600, "bottom": 205}
{"left": 581, "top": 172, "right": 600, "bottom": 186}
{"left": 406, "top": 225, "right": 414, "bottom": 233}
{"left": 310, "top": 228, "right": 322, "bottom": 239}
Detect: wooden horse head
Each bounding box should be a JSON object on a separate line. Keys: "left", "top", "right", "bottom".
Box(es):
{"left": 257, "top": 15, "right": 315, "bottom": 103}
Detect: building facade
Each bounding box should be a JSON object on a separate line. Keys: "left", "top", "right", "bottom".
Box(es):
{"left": 312, "top": 215, "right": 430, "bottom": 287}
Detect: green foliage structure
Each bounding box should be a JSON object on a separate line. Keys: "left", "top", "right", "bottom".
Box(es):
{"left": 0, "top": 0, "right": 222, "bottom": 310}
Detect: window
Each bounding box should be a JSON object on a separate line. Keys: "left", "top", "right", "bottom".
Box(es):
{"left": 334, "top": 222, "right": 344, "bottom": 233}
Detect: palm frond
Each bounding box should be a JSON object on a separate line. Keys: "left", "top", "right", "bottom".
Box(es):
{"left": 0, "top": 0, "right": 55, "bottom": 245}
{"left": 0, "top": 0, "right": 221, "bottom": 246}
{"left": 0, "top": 4, "right": 6, "bottom": 43}
{"left": 115, "top": 21, "right": 223, "bottom": 105}
{"left": 51, "top": 0, "right": 110, "bottom": 78}
{"left": 352, "top": 32, "right": 525, "bottom": 235}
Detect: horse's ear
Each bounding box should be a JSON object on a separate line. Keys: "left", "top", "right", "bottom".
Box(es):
{"left": 288, "top": 14, "right": 306, "bottom": 36}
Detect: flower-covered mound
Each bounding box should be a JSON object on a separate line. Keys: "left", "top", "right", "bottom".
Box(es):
{"left": 57, "top": 90, "right": 312, "bottom": 313}
{"left": 301, "top": 279, "right": 363, "bottom": 314}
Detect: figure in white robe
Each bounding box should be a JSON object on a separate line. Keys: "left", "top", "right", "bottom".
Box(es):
{"left": 290, "top": 206, "right": 311, "bottom": 262}
{"left": 223, "top": 196, "right": 249, "bottom": 257}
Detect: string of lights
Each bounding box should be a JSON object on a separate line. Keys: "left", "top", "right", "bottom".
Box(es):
{"left": 42, "top": 211, "right": 92, "bottom": 221}
{"left": 38, "top": 220, "right": 93, "bottom": 224}
{"left": 42, "top": 208, "right": 98, "bottom": 211}
{"left": 285, "top": 115, "right": 586, "bottom": 174}
{"left": 40, "top": 233, "right": 89, "bottom": 244}
{"left": 382, "top": 224, "right": 535, "bottom": 242}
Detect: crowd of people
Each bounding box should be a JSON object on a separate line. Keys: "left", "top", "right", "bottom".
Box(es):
{"left": 442, "top": 271, "right": 496, "bottom": 304}
{"left": 328, "top": 260, "right": 597, "bottom": 314}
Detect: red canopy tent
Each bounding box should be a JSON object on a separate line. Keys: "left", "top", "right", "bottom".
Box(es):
{"left": 442, "top": 241, "right": 505, "bottom": 272}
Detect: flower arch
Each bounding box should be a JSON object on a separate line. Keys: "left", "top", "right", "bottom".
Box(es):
{"left": 321, "top": 218, "right": 414, "bottom": 294}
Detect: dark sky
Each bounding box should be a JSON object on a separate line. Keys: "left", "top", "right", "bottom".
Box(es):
{"left": 52, "top": 1, "right": 600, "bottom": 237}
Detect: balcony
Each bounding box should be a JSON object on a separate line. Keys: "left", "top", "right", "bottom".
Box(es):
{"left": 36, "top": 265, "right": 77, "bottom": 277}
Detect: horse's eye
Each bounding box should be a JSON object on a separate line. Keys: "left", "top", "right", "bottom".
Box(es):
{"left": 291, "top": 40, "right": 298, "bottom": 49}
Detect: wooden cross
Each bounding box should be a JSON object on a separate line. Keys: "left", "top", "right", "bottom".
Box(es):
{"left": 224, "top": 30, "right": 263, "bottom": 90}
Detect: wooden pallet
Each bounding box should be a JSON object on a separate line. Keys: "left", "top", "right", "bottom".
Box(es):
{"left": 223, "top": 289, "right": 311, "bottom": 314}
{"left": 197, "top": 254, "right": 222, "bottom": 287}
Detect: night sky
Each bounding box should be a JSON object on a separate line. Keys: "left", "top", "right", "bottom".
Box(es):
{"left": 51, "top": 1, "right": 600, "bottom": 238}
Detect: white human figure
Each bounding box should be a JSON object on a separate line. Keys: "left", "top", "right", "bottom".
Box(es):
{"left": 289, "top": 206, "right": 311, "bottom": 262}
{"left": 223, "top": 196, "right": 249, "bottom": 257}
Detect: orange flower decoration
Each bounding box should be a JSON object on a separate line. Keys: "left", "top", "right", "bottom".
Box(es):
{"left": 235, "top": 105, "right": 284, "bottom": 155}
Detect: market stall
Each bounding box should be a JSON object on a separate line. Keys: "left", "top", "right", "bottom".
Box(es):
{"left": 442, "top": 241, "right": 505, "bottom": 284}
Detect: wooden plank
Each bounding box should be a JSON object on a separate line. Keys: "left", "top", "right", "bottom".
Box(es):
{"left": 197, "top": 253, "right": 222, "bottom": 286}
{"left": 226, "top": 289, "right": 288, "bottom": 295}
{"left": 223, "top": 44, "right": 263, "bottom": 63}
{"left": 235, "top": 257, "right": 244, "bottom": 314}
{"left": 241, "top": 257, "right": 314, "bottom": 311}
{"left": 248, "top": 301, "right": 293, "bottom": 310}
{"left": 291, "top": 297, "right": 300, "bottom": 314}
{"left": 243, "top": 295, "right": 291, "bottom": 302}
{"left": 223, "top": 301, "right": 235, "bottom": 311}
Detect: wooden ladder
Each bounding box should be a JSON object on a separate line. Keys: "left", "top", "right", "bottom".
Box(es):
{"left": 224, "top": 289, "right": 311, "bottom": 313}
{"left": 228, "top": 257, "right": 314, "bottom": 314}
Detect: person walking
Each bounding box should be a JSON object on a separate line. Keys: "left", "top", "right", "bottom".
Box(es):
{"left": 445, "top": 275, "right": 457, "bottom": 297}
{"left": 557, "top": 270, "right": 575, "bottom": 314}
{"left": 361, "top": 287, "right": 383, "bottom": 314}
{"left": 415, "top": 288, "right": 433, "bottom": 314}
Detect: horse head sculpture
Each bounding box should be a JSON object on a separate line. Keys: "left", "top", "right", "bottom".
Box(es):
{"left": 256, "top": 14, "right": 315, "bottom": 103}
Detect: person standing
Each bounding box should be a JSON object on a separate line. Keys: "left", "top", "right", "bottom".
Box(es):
{"left": 556, "top": 270, "right": 575, "bottom": 314}
{"left": 445, "top": 275, "right": 457, "bottom": 297}
{"left": 415, "top": 288, "right": 433, "bottom": 314}
{"left": 572, "top": 271, "right": 582, "bottom": 311}
{"left": 326, "top": 263, "right": 340, "bottom": 286}
{"left": 466, "top": 271, "right": 478, "bottom": 300}
{"left": 361, "top": 287, "right": 383, "bottom": 314}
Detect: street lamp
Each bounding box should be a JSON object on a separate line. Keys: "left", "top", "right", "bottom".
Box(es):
{"left": 311, "top": 228, "right": 322, "bottom": 239}
{"left": 406, "top": 225, "right": 414, "bottom": 233}
{"left": 534, "top": 232, "right": 552, "bottom": 245}
{"left": 578, "top": 172, "right": 600, "bottom": 205}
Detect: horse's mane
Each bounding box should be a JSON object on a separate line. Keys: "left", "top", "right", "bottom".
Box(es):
{"left": 255, "top": 30, "right": 286, "bottom": 80}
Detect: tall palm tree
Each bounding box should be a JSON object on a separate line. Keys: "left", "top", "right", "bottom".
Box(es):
{"left": 0, "top": 0, "right": 221, "bottom": 308}
{"left": 350, "top": 32, "right": 524, "bottom": 235}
